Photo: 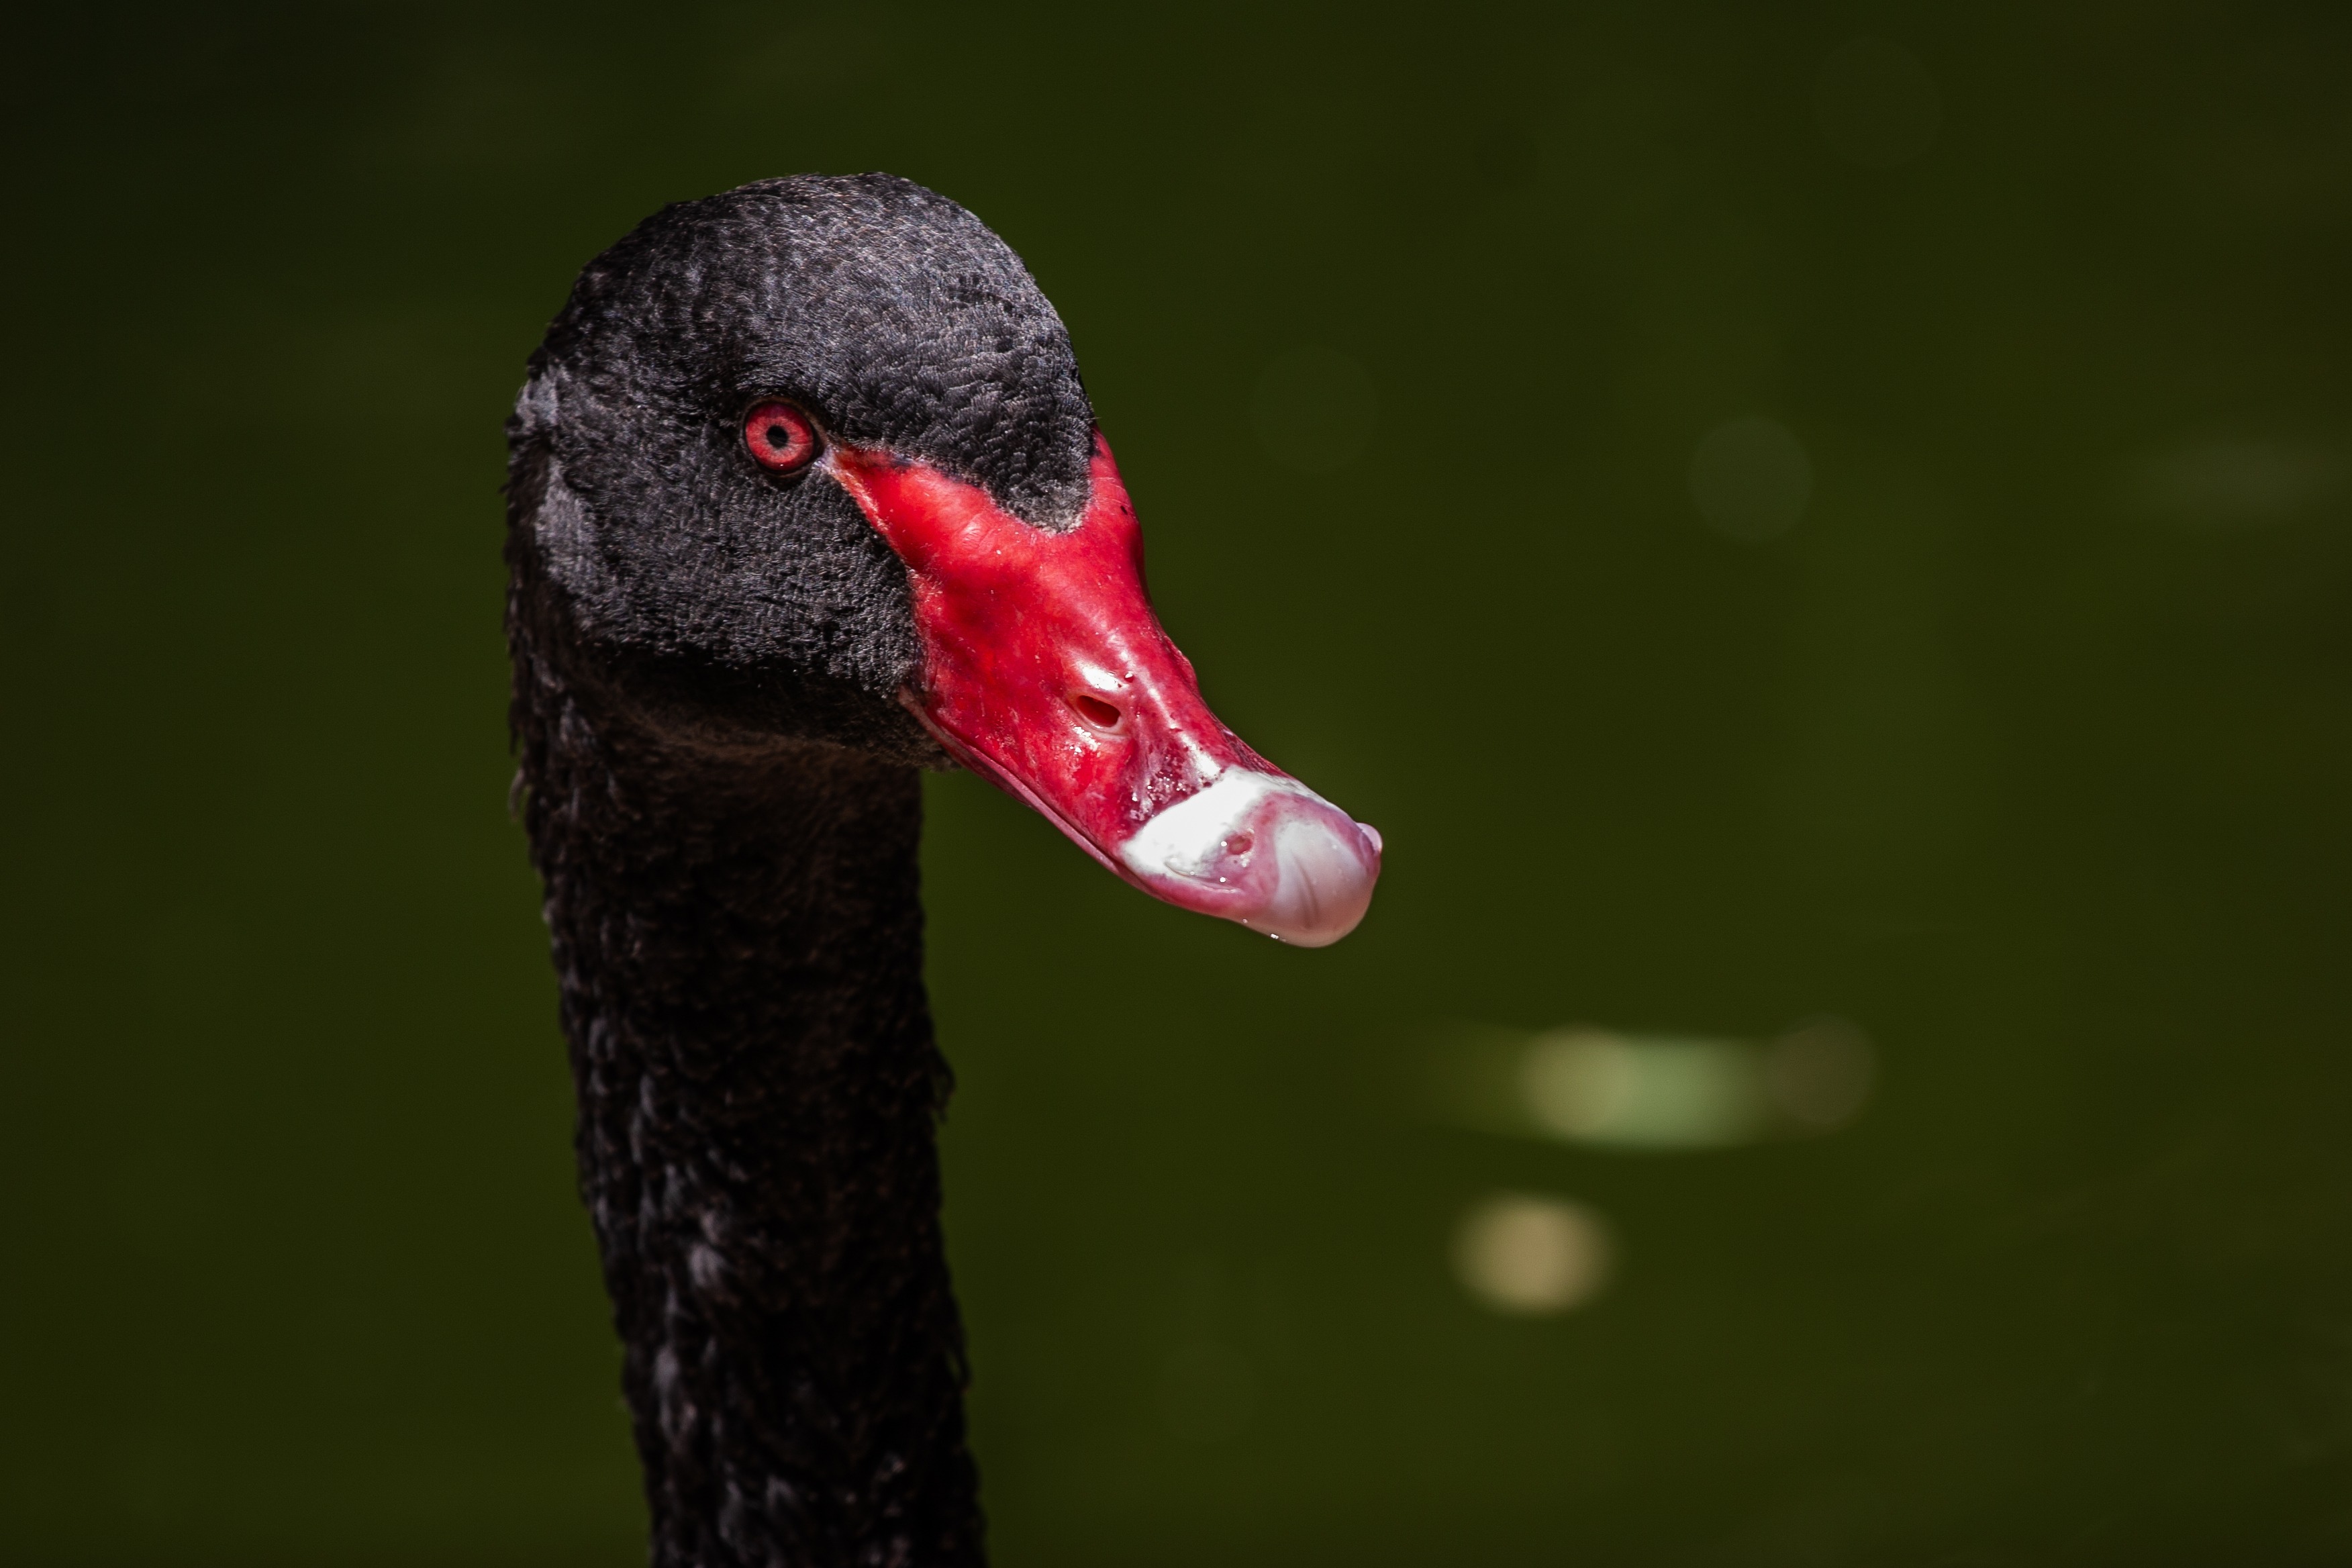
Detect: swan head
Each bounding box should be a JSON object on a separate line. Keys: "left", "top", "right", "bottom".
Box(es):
{"left": 510, "top": 173, "right": 1379, "bottom": 947}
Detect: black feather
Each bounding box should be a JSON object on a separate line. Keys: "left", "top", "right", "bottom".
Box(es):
{"left": 505, "top": 173, "right": 1089, "bottom": 1567}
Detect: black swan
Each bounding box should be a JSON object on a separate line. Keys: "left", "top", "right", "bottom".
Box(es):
{"left": 504, "top": 173, "right": 1382, "bottom": 1567}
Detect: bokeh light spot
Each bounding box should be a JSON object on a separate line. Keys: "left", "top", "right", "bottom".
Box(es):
{"left": 1519, "top": 1028, "right": 1638, "bottom": 1137}
{"left": 1689, "top": 416, "right": 1812, "bottom": 540}
{"left": 1452, "top": 1193, "right": 1614, "bottom": 1315}
{"left": 1763, "top": 1017, "right": 1877, "bottom": 1130}
{"left": 1434, "top": 1018, "right": 1877, "bottom": 1147}
{"left": 2127, "top": 438, "right": 2345, "bottom": 529}
{"left": 1521, "top": 1028, "right": 1765, "bottom": 1146}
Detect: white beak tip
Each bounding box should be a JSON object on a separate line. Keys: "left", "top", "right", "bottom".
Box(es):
{"left": 1117, "top": 770, "right": 1381, "bottom": 948}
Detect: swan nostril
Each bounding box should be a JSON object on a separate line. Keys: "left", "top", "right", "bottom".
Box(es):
{"left": 1069, "top": 693, "right": 1124, "bottom": 730}
{"left": 1224, "top": 831, "right": 1255, "bottom": 858}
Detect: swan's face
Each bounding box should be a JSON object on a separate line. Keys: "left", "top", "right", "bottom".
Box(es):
{"left": 513, "top": 174, "right": 1379, "bottom": 946}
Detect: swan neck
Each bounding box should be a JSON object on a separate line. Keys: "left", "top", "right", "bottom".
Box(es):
{"left": 511, "top": 658, "right": 982, "bottom": 1568}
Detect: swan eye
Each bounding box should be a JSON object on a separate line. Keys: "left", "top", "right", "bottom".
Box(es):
{"left": 744, "top": 400, "right": 820, "bottom": 473}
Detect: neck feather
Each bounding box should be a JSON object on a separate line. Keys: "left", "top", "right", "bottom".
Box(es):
{"left": 511, "top": 624, "right": 983, "bottom": 1568}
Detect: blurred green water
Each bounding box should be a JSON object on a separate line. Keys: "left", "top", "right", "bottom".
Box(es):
{"left": 6, "top": 3, "right": 2351, "bottom": 1563}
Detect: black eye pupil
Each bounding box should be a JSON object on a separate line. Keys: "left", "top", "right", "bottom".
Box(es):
{"left": 765, "top": 423, "right": 792, "bottom": 449}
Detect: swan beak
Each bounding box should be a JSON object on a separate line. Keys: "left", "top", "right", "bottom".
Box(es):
{"left": 1112, "top": 768, "right": 1382, "bottom": 947}
{"left": 824, "top": 433, "right": 1383, "bottom": 946}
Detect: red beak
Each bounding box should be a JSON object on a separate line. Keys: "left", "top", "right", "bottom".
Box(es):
{"left": 824, "top": 432, "right": 1381, "bottom": 946}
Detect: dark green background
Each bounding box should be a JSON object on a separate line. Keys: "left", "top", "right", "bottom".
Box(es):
{"left": 8, "top": 3, "right": 2350, "bottom": 1563}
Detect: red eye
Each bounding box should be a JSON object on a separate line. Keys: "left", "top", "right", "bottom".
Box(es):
{"left": 744, "top": 400, "right": 820, "bottom": 473}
